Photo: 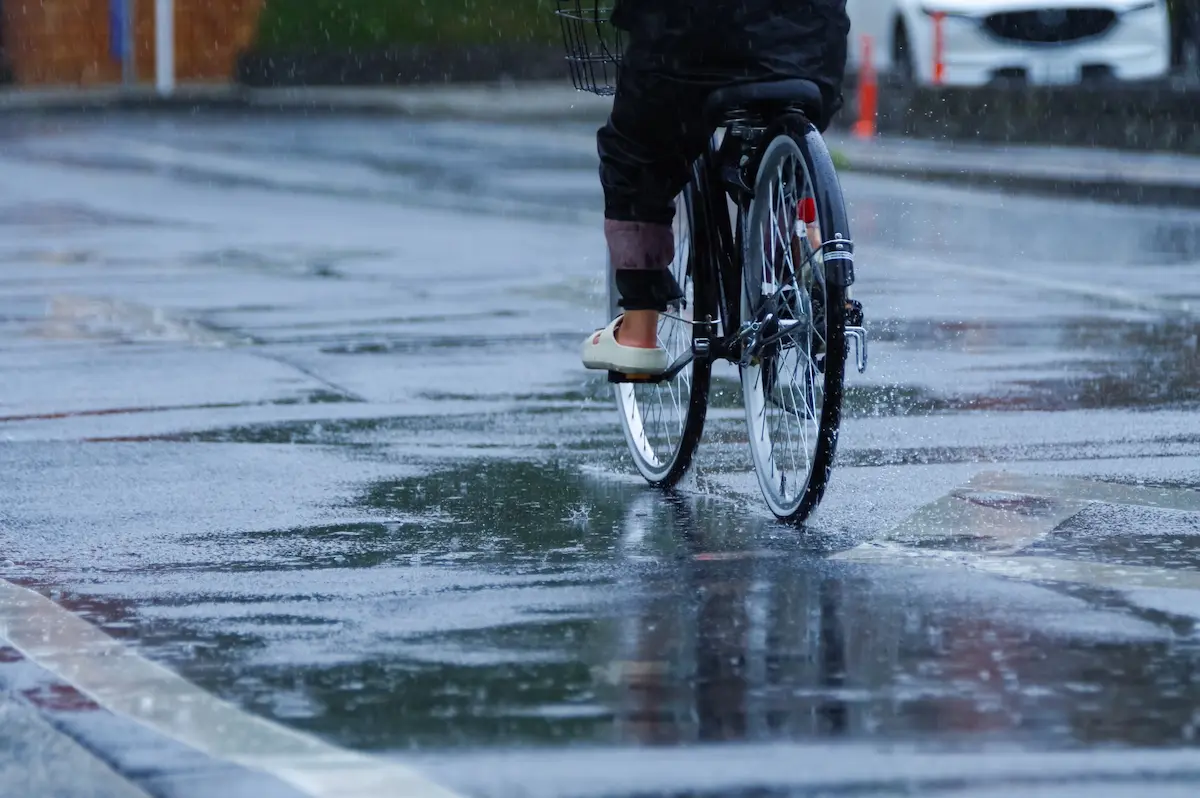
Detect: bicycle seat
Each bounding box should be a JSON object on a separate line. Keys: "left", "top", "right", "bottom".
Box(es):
{"left": 704, "top": 78, "right": 824, "bottom": 127}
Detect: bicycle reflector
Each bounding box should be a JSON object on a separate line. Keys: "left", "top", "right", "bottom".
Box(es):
{"left": 799, "top": 197, "right": 818, "bottom": 224}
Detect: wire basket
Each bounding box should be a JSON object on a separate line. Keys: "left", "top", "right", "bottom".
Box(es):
{"left": 555, "top": 0, "right": 624, "bottom": 96}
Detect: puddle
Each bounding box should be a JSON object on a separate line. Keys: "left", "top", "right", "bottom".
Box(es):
{"left": 41, "top": 468, "right": 1200, "bottom": 754}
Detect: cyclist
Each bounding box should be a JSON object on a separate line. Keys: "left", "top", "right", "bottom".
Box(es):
{"left": 581, "top": 0, "right": 851, "bottom": 375}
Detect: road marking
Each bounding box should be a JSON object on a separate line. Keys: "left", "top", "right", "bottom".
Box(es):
{"left": 837, "top": 471, "right": 1100, "bottom": 557}
{"left": 834, "top": 470, "right": 1200, "bottom": 595}
{"left": 886, "top": 484, "right": 1087, "bottom": 555}
{"left": 0, "top": 578, "right": 463, "bottom": 798}
{"left": 0, "top": 401, "right": 248, "bottom": 423}
{"left": 968, "top": 471, "right": 1200, "bottom": 512}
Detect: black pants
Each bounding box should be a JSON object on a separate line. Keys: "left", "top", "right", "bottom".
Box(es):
{"left": 599, "top": 59, "right": 731, "bottom": 312}
{"left": 597, "top": 59, "right": 799, "bottom": 309}
{"left": 597, "top": 3, "right": 848, "bottom": 309}
{"left": 599, "top": 63, "right": 735, "bottom": 231}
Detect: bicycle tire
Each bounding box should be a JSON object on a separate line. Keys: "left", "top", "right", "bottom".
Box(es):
{"left": 739, "top": 126, "right": 847, "bottom": 524}
{"left": 612, "top": 165, "right": 712, "bottom": 488}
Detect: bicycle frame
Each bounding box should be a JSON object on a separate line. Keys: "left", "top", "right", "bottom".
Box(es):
{"left": 608, "top": 110, "right": 861, "bottom": 385}
{"left": 694, "top": 111, "right": 856, "bottom": 359}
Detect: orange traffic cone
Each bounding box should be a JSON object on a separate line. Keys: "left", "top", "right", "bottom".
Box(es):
{"left": 852, "top": 35, "right": 876, "bottom": 140}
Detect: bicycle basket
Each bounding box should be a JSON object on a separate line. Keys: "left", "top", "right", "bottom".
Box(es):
{"left": 555, "top": 0, "right": 623, "bottom": 96}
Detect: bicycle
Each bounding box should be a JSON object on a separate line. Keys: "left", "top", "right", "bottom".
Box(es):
{"left": 556, "top": 0, "right": 869, "bottom": 525}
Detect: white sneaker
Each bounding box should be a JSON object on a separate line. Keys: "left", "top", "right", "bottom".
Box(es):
{"left": 581, "top": 316, "right": 669, "bottom": 375}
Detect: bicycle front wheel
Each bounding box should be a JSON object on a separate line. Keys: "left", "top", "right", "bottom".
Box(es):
{"left": 739, "top": 128, "right": 847, "bottom": 524}
{"left": 612, "top": 179, "right": 711, "bottom": 488}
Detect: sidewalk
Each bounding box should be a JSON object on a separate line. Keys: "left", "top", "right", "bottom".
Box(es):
{"left": 0, "top": 82, "right": 613, "bottom": 121}
{"left": 5, "top": 82, "right": 1200, "bottom": 205}
{"left": 828, "top": 132, "right": 1200, "bottom": 206}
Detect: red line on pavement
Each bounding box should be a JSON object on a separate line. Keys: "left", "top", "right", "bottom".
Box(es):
{"left": 0, "top": 401, "right": 248, "bottom": 423}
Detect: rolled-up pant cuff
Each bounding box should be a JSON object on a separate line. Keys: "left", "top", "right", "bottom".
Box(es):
{"left": 605, "top": 219, "right": 682, "bottom": 312}
{"left": 605, "top": 219, "right": 674, "bottom": 271}
{"left": 606, "top": 219, "right": 682, "bottom": 312}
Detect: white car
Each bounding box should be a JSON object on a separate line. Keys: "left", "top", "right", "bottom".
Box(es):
{"left": 846, "top": 0, "right": 1171, "bottom": 85}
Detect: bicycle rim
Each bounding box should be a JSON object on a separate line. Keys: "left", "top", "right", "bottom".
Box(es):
{"left": 739, "top": 132, "right": 846, "bottom": 523}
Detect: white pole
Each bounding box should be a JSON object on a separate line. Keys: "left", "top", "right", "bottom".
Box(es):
{"left": 121, "top": 0, "right": 135, "bottom": 86}
{"left": 155, "top": 0, "right": 174, "bottom": 96}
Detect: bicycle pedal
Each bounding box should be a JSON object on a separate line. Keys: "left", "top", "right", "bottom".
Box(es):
{"left": 846, "top": 299, "right": 865, "bottom": 328}
{"left": 608, "top": 371, "right": 661, "bottom": 384}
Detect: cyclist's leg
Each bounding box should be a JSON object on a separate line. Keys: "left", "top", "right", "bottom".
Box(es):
{"left": 582, "top": 52, "right": 717, "bottom": 372}
{"left": 582, "top": 7, "right": 849, "bottom": 372}
{"left": 582, "top": 60, "right": 714, "bottom": 374}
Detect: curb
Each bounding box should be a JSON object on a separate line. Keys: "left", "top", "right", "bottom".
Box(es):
{"left": 842, "top": 161, "right": 1200, "bottom": 208}
{"left": 829, "top": 136, "right": 1200, "bottom": 208}
{"left": 0, "top": 82, "right": 614, "bottom": 123}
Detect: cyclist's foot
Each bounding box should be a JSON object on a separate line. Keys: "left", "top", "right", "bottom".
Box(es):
{"left": 581, "top": 315, "right": 668, "bottom": 374}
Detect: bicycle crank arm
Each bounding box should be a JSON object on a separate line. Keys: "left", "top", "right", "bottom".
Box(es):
{"left": 758, "top": 318, "right": 805, "bottom": 348}
{"left": 845, "top": 326, "right": 868, "bottom": 373}
{"left": 607, "top": 352, "right": 694, "bottom": 385}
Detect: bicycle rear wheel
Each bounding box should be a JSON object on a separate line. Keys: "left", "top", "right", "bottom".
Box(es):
{"left": 612, "top": 177, "right": 712, "bottom": 488}
{"left": 739, "top": 128, "right": 847, "bottom": 524}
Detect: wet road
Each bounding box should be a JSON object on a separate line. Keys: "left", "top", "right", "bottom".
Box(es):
{"left": 1, "top": 109, "right": 1200, "bottom": 797}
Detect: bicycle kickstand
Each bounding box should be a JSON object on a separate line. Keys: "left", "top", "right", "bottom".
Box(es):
{"left": 845, "top": 299, "right": 868, "bottom": 374}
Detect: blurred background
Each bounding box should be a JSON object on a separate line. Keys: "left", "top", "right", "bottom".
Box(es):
{"left": 0, "top": 0, "right": 1196, "bottom": 148}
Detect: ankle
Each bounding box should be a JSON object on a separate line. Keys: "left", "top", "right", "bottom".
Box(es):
{"left": 616, "top": 312, "right": 660, "bottom": 349}
{"left": 617, "top": 331, "right": 658, "bottom": 349}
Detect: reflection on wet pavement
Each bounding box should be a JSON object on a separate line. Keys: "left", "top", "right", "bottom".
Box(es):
{"left": 16, "top": 460, "right": 1188, "bottom": 759}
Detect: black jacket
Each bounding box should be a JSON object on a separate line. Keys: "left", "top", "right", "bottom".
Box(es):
{"left": 611, "top": 0, "right": 850, "bottom": 128}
